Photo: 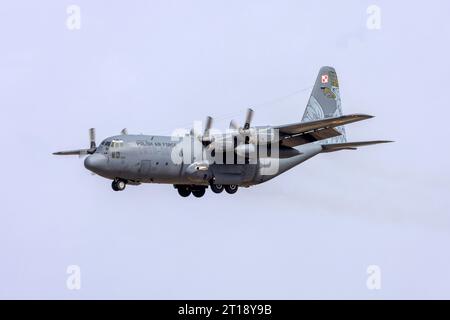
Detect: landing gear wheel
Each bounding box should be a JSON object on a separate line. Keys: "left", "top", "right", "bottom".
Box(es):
{"left": 192, "top": 188, "right": 206, "bottom": 198}
{"left": 177, "top": 186, "right": 191, "bottom": 197}
{"left": 210, "top": 183, "right": 224, "bottom": 194}
{"left": 225, "top": 184, "right": 238, "bottom": 194}
{"left": 112, "top": 179, "right": 126, "bottom": 191}
{"left": 116, "top": 180, "right": 126, "bottom": 191}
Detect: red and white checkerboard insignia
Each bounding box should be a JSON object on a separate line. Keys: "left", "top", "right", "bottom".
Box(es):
{"left": 321, "top": 74, "right": 329, "bottom": 84}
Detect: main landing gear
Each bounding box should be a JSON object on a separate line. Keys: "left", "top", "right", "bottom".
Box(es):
{"left": 177, "top": 185, "right": 191, "bottom": 197}
{"left": 210, "top": 183, "right": 224, "bottom": 194}
{"left": 192, "top": 188, "right": 206, "bottom": 198}
{"left": 176, "top": 185, "right": 207, "bottom": 198}
{"left": 112, "top": 179, "right": 127, "bottom": 191}
{"left": 224, "top": 184, "right": 238, "bottom": 194}
{"left": 174, "top": 184, "right": 239, "bottom": 197}
{"left": 210, "top": 183, "right": 239, "bottom": 194}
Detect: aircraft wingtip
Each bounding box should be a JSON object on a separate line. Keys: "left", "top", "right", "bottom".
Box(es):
{"left": 349, "top": 113, "right": 375, "bottom": 119}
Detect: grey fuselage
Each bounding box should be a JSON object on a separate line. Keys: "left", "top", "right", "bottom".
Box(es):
{"left": 84, "top": 134, "right": 323, "bottom": 187}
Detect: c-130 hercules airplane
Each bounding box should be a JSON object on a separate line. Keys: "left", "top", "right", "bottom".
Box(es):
{"left": 54, "top": 67, "right": 391, "bottom": 197}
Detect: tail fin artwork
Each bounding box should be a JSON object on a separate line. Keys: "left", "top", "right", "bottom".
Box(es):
{"left": 302, "top": 66, "right": 346, "bottom": 144}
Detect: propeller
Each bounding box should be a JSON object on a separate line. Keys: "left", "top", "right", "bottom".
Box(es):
{"left": 53, "top": 128, "right": 97, "bottom": 156}
{"left": 228, "top": 108, "right": 256, "bottom": 156}
{"left": 229, "top": 108, "right": 254, "bottom": 132}
{"left": 190, "top": 116, "right": 214, "bottom": 144}
{"left": 121, "top": 128, "right": 128, "bottom": 135}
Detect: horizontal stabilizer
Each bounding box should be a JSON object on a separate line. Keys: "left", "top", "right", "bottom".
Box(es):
{"left": 321, "top": 141, "right": 393, "bottom": 153}
{"left": 276, "top": 114, "right": 373, "bottom": 135}
{"left": 276, "top": 114, "right": 374, "bottom": 147}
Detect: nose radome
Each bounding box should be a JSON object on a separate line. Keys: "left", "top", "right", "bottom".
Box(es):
{"left": 84, "top": 154, "right": 107, "bottom": 173}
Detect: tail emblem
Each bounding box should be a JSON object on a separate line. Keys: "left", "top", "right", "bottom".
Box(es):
{"left": 321, "top": 74, "right": 329, "bottom": 84}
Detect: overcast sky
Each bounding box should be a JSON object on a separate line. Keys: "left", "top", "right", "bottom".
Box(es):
{"left": 1, "top": 0, "right": 449, "bottom": 299}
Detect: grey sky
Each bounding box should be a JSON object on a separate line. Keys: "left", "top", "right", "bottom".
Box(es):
{"left": 1, "top": 0, "right": 449, "bottom": 299}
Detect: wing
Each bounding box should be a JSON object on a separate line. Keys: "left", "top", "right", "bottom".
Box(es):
{"left": 274, "top": 114, "right": 374, "bottom": 147}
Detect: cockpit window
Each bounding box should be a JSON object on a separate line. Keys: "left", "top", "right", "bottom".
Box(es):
{"left": 111, "top": 140, "right": 124, "bottom": 148}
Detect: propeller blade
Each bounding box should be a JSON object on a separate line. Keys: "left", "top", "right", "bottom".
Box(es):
{"left": 121, "top": 128, "right": 128, "bottom": 135}
{"left": 89, "top": 128, "right": 96, "bottom": 149}
{"left": 244, "top": 108, "right": 254, "bottom": 130}
{"left": 203, "top": 116, "right": 213, "bottom": 136}
{"left": 53, "top": 149, "right": 91, "bottom": 156}
{"left": 78, "top": 150, "right": 88, "bottom": 159}
{"left": 229, "top": 119, "right": 239, "bottom": 130}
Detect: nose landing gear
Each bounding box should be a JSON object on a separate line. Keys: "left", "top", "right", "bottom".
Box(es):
{"left": 112, "top": 179, "right": 127, "bottom": 191}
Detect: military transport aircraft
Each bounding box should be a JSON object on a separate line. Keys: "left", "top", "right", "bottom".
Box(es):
{"left": 54, "top": 67, "right": 391, "bottom": 197}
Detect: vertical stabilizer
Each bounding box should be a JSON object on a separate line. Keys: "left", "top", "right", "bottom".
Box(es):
{"left": 302, "top": 66, "right": 346, "bottom": 143}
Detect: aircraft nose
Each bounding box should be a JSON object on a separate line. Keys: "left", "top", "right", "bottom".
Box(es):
{"left": 84, "top": 154, "right": 107, "bottom": 173}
